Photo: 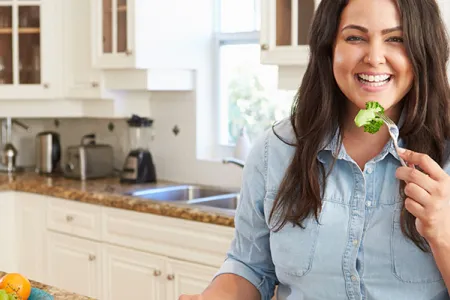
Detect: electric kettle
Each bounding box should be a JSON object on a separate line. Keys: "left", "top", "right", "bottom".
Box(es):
{"left": 35, "top": 131, "right": 61, "bottom": 174}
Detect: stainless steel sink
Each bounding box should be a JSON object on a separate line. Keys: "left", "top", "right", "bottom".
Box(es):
{"left": 128, "top": 185, "right": 238, "bottom": 202}
{"left": 186, "top": 194, "right": 239, "bottom": 210}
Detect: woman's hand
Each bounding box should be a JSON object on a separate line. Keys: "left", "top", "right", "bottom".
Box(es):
{"left": 179, "top": 295, "right": 203, "bottom": 300}
{"left": 395, "top": 148, "right": 450, "bottom": 248}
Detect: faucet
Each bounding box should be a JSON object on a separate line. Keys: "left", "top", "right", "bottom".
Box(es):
{"left": 222, "top": 157, "right": 245, "bottom": 168}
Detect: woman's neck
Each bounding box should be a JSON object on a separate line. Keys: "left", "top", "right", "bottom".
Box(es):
{"left": 342, "top": 103, "right": 402, "bottom": 170}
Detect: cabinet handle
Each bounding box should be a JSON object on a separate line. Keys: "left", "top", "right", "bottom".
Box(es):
{"left": 260, "top": 44, "right": 269, "bottom": 50}
{"left": 167, "top": 274, "right": 175, "bottom": 281}
{"left": 125, "top": 50, "right": 132, "bottom": 56}
{"left": 91, "top": 81, "right": 99, "bottom": 88}
{"left": 153, "top": 270, "right": 161, "bottom": 277}
{"left": 66, "top": 215, "right": 74, "bottom": 222}
{"left": 43, "top": 83, "right": 50, "bottom": 89}
{"left": 88, "top": 254, "right": 96, "bottom": 261}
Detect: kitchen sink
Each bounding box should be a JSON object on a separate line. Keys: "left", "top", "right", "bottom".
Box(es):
{"left": 128, "top": 185, "right": 239, "bottom": 202}
{"left": 186, "top": 194, "right": 239, "bottom": 210}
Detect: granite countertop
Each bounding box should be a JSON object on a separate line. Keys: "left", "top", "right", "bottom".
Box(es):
{"left": 0, "top": 172, "right": 235, "bottom": 227}
{"left": 0, "top": 272, "right": 93, "bottom": 300}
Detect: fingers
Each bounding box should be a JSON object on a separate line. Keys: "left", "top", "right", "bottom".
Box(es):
{"left": 396, "top": 166, "right": 438, "bottom": 194}
{"left": 398, "top": 148, "right": 447, "bottom": 181}
{"left": 179, "top": 295, "right": 201, "bottom": 300}
{"left": 405, "top": 197, "right": 426, "bottom": 219}
{"left": 404, "top": 182, "right": 431, "bottom": 207}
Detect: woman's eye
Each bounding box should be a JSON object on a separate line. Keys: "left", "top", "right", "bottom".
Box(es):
{"left": 387, "top": 37, "right": 404, "bottom": 43}
{"left": 346, "top": 36, "right": 364, "bottom": 42}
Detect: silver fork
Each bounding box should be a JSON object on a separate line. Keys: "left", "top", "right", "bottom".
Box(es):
{"left": 376, "top": 112, "right": 408, "bottom": 167}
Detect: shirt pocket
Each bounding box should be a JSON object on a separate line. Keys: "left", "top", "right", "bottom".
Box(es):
{"left": 264, "top": 191, "right": 321, "bottom": 277}
{"left": 390, "top": 208, "right": 443, "bottom": 283}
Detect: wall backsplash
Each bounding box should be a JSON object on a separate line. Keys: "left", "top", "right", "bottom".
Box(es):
{"left": 9, "top": 118, "right": 130, "bottom": 171}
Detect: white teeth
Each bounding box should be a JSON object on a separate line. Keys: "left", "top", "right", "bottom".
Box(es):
{"left": 358, "top": 74, "right": 391, "bottom": 82}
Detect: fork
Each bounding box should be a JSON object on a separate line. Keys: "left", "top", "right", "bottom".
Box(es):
{"left": 376, "top": 112, "right": 408, "bottom": 167}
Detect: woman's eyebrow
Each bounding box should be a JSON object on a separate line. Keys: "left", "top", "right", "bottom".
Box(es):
{"left": 341, "top": 24, "right": 403, "bottom": 34}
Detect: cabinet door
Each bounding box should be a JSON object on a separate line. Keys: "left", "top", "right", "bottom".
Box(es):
{"left": 260, "top": 0, "right": 317, "bottom": 66}
{"left": 0, "top": 0, "right": 61, "bottom": 99}
{"left": 46, "top": 231, "right": 102, "bottom": 299}
{"left": 165, "top": 258, "right": 217, "bottom": 300}
{"left": 92, "top": 0, "right": 134, "bottom": 68}
{"left": 103, "top": 244, "right": 165, "bottom": 300}
{"left": 63, "top": 0, "right": 101, "bottom": 99}
{"left": 17, "top": 195, "right": 46, "bottom": 283}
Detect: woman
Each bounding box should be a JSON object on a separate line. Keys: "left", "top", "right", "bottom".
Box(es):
{"left": 181, "top": 0, "right": 450, "bottom": 299}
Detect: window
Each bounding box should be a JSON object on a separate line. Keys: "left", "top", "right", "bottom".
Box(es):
{"left": 215, "top": 0, "right": 296, "bottom": 145}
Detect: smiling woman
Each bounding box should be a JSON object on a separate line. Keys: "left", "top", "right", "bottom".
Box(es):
{"left": 179, "top": 0, "right": 450, "bottom": 299}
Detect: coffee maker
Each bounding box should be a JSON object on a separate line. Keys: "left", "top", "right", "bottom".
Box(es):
{"left": 120, "top": 115, "right": 156, "bottom": 183}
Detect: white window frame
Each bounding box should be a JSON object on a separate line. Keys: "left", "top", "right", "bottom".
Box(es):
{"left": 213, "top": 0, "right": 261, "bottom": 148}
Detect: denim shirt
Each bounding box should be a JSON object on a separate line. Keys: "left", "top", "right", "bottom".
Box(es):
{"left": 215, "top": 118, "right": 450, "bottom": 300}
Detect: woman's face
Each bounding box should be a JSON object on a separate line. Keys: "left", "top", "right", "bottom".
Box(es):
{"left": 333, "top": 0, "right": 414, "bottom": 115}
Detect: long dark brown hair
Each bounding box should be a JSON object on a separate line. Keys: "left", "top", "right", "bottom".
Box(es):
{"left": 269, "top": 0, "right": 450, "bottom": 252}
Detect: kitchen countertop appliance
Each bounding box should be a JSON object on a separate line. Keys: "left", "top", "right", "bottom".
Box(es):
{"left": 35, "top": 131, "right": 61, "bottom": 174}
{"left": 120, "top": 115, "right": 156, "bottom": 183}
{"left": 63, "top": 133, "right": 114, "bottom": 180}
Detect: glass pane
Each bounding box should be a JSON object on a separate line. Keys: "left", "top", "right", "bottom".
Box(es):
{"left": 18, "top": 6, "right": 40, "bottom": 84}
{"left": 298, "top": 0, "right": 315, "bottom": 45}
{"left": 219, "top": 44, "right": 294, "bottom": 144}
{"left": 103, "top": 0, "right": 112, "bottom": 53}
{"left": 0, "top": 6, "right": 12, "bottom": 84}
{"left": 276, "top": 0, "right": 291, "bottom": 46}
{"left": 117, "top": 0, "right": 127, "bottom": 52}
{"left": 220, "top": 0, "right": 258, "bottom": 33}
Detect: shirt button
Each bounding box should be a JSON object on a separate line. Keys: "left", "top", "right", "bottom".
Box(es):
{"left": 366, "top": 167, "right": 373, "bottom": 174}
{"left": 366, "top": 201, "right": 372, "bottom": 207}
{"left": 351, "top": 275, "right": 358, "bottom": 282}
{"left": 353, "top": 239, "right": 359, "bottom": 246}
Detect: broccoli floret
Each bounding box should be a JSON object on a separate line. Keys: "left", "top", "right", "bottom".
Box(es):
{"left": 354, "top": 101, "right": 385, "bottom": 134}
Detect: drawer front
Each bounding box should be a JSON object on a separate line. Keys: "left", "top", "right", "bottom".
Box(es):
{"left": 47, "top": 198, "right": 102, "bottom": 240}
{"left": 103, "top": 207, "right": 235, "bottom": 268}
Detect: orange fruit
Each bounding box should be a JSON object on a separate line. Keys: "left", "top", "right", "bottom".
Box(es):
{"left": 0, "top": 273, "right": 31, "bottom": 300}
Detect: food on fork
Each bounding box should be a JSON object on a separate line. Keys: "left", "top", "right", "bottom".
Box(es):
{"left": 354, "top": 101, "right": 385, "bottom": 134}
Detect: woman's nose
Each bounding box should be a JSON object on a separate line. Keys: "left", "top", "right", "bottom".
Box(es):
{"left": 363, "top": 41, "right": 387, "bottom": 66}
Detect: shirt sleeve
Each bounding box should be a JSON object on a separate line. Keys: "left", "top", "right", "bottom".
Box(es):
{"left": 214, "top": 131, "right": 278, "bottom": 300}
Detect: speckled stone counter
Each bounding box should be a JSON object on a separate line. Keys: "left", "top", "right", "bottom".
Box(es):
{"left": 0, "top": 172, "right": 235, "bottom": 227}
{"left": 0, "top": 272, "right": 93, "bottom": 300}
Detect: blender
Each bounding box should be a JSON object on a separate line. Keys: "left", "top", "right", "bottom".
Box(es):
{"left": 120, "top": 115, "right": 157, "bottom": 183}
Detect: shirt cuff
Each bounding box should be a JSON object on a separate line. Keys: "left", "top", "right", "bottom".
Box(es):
{"left": 213, "top": 257, "right": 268, "bottom": 300}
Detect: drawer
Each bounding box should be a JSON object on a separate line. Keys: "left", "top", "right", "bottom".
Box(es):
{"left": 102, "top": 207, "right": 234, "bottom": 267}
{"left": 47, "top": 198, "right": 102, "bottom": 240}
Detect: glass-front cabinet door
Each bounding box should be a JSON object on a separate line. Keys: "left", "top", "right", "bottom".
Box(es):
{"left": 0, "top": 0, "right": 59, "bottom": 99}
{"left": 260, "top": 0, "right": 319, "bottom": 66}
{"left": 93, "top": 0, "right": 133, "bottom": 68}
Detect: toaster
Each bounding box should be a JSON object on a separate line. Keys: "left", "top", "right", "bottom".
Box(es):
{"left": 63, "top": 134, "right": 114, "bottom": 180}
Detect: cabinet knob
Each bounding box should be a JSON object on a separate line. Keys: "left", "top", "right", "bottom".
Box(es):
{"left": 88, "top": 254, "right": 96, "bottom": 261}
{"left": 167, "top": 274, "right": 175, "bottom": 281}
{"left": 43, "top": 83, "right": 49, "bottom": 89}
{"left": 125, "top": 50, "right": 132, "bottom": 56}
{"left": 91, "top": 81, "right": 99, "bottom": 88}
{"left": 66, "top": 215, "right": 74, "bottom": 222}
{"left": 153, "top": 270, "right": 161, "bottom": 277}
{"left": 260, "top": 44, "right": 269, "bottom": 51}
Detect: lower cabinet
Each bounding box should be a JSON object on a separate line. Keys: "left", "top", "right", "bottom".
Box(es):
{"left": 46, "top": 231, "right": 102, "bottom": 299}
{"left": 9, "top": 192, "right": 233, "bottom": 300}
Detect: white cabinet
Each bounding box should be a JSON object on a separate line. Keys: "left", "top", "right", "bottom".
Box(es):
{"left": 165, "top": 258, "right": 217, "bottom": 299}
{"left": 0, "top": 0, "right": 62, "bottom": 99}
{"left": 46, "top": 231, "right": 102, "bottom": 299}
{"left": 16, "top": 194, "right": 46, "bottom": 283}
{"left": 260, "top": 0, "right": 319, "bottom": 66}
{"left": 0, "top": 192, "right": 18, "bottom": 273}
{"left": 63, "top": 0, "right": 102, "bottom": 100}
{"left": 103, "top": 244, "right": 166, "bottom": 300}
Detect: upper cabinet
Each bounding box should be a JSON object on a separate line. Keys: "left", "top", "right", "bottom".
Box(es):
{"left": 260, "top": 0, "right": 319, "bottom": 66}
{"left": 0, "top": 0, "right": 62, "bottom": 99}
